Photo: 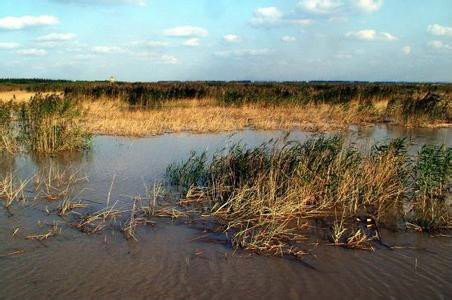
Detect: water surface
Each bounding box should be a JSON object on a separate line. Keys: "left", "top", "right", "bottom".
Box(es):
{"left": 1, "top": 125, "right": 451, "bottom": 300}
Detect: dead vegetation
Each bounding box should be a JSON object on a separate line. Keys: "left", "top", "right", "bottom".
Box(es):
{"left": 0, "top": 172, "right": 31, "bottom": 209}
{"left": 166, "top": 135, "right": 452, "bottom": 255}
{"left": 2, "top": 89, "right": 452, "bottom": 138}
{"left": 33, "top": 165, "right": 88, "bottom": 202}
{"left": 25, "top": 222, "right": 61, "bottom": 241}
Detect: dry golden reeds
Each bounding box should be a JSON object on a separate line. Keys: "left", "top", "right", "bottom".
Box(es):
{"left": 166, "top": 135, "right": 452, "bottom": 256}
{"left": 25, "top": 222, "right": 61, "bottom": 241}
{"left": 0, "top": 172, "right": 31, "bottom": 208}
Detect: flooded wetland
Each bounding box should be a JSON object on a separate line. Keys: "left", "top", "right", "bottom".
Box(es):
{"left": 1, "top": 82, "right": 452, "bottom": 300}
{"left": 1, "top": 126, "right": 452, "bottom": 300}
{"left": 2, "top": 0, "right": 452, "bottom": 298}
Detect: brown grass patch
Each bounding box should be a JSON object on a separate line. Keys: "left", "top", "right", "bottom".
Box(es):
{"left": 2, "top": 91, "right": 451, "bottom": 137}
{"left": 81, "top": 98, "right": 366, "bottom": 136}
{"left": 0, "top": 91, "right": 62, "bottom": 103}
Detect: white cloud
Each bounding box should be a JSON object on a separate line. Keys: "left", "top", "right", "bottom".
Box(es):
{"left": 250, "top": 7, "right": 283, "bottom": 26}
{"left": 36, "top": 33, "right": 76, "bottom": 42}
{"left": 352, "top": 0, "right": 383, "bottom": 13}
{"left": 427, "top": 24, "right": 452, "bottom": 37}
{"left": 214, "top": 49, "right": 271, "bottom": 58}
{"left": 335, "top": 53, "right": 352, "bottom": 59}
{"left": 428, "top": 40, "right": 452, "bottom": 50}
{"left": 250, "top": 7, "right": 313, "bottom": 28}
{"left": 346, "top": 29, "right": 397, "bottom": 41}
{"left": 17, "top": 48, "right": 48, "bottom": 56}
{"left": 0, "top": 16, "right": 59, "bottom": 30}
{"left": 0, "top": 42, "right": 20, "bottom": 49}
{"left": 143, "top": 40, "right": 169, "bottom": 47}
{"left": 223, "top": 34, "right": 241, "bottom": 43}
{"left": 288, "top": 19, "right": 313, "bottom": 26}
{"left": 402, "top": 46, "right": 411, "bottom": 55}
{"left": 51, "top": 0, "right": 146, "bottom": 6}
{"left": 121, "top": 0, "right": 146, "bottom": 4}
{"left": 183, "top": 38, "right": 200, "bottom": 47}
{"left": 298, "top": 0, "right": 343, "bottom": 15}
{"left": 36, "top": 42, "right": 60, "bottom": 48}
{"left": 73, "top": 54, "right": 96, "bottom": 60}
{"left": 92, "top": 46, "right": 126, "bottom": 54}
{"left": 133, "top": 51, "right": 178, "bottom": 64}
{"left": 163, "top": 26, "right": 208, "bottom": 37}
{"left": 281, "top": 35, "right": 296, "bottom": 42}
{"left": 380, "top": 32, "right": 398, "bottom": 41}
{"left": 159, "top": 55, "right": 178, "bottom": 64}
{"left": 346, "top": 29, "right": 376, "bottom": 40}
{"left": 299, "top": 0, "right": 382, "bottom": 15}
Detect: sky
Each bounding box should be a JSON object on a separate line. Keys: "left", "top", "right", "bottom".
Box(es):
{"left": 0, "top": 0, "right": 451, "bottom": 82}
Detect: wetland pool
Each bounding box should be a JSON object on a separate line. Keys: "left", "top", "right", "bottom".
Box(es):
{"left": 1, "top": 125, "right": 452, "bottom": 300}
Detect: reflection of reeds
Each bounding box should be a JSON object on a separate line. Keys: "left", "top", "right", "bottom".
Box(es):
{"left": 0, "top": 249, "right": 25, "bottom": 257}
{"left": 34, "top": 165, "right": 88, "bottom": 202}
{"left": 1, "top": 165, "right": 87, "bottom": 211}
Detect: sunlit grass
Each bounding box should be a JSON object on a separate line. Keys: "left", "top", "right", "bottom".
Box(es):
{"left": 166, "top": 136, "right": 452, "bottom": 255}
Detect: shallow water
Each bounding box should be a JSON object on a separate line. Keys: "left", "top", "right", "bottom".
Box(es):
{"left": 1, "top": 125, "right": 452, "bottom": 300}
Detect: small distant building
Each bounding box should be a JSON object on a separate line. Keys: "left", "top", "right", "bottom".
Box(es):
{"left": 108, "top": 76, "right": 116, "bottom": 83}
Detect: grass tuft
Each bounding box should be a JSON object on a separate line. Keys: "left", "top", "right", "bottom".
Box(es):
{"left": 166, "top": 136, "right": 452, "bottom": 255}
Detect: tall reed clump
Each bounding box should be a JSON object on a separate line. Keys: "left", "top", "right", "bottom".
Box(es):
{"left": 386, "top": 92, "right": 452, "bottom": 125}
{"left": 166, "top": 136, "right": 452, "bottom": 254}
{"left": 409, "top": 144, "right": 452, "bottom": 229}
{"left": 0, "top": 101, "right": 16, "bottom": 153}
{"left": 18, "top": 94, "right": 91, "bottom": 153}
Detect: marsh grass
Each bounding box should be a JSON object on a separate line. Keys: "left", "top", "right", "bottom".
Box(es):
{"left": 410, "top": 144, "right": 452, "bottom": 229}
{"left": 18, "top": 94, "right": 91, "bottom": 153}
{"left": 387, "top": 92, "right": 452, "bottom": 125}
{"left": 63, "top": 81, "right": 452, "bottom": 129}
{"left": 166, "top": 136, "right": 452, "bottom": 255}
{"left": 80, "top": 95, "right": 451, "bottom": 137}
{"left": 4, "top": 88, "right": 452, "bottom": 139}
{"left": 0, "top": 172, "right": 31, "bottom": 209}
{"left": 0, "top": 101, "right": 17, "bottom": 153}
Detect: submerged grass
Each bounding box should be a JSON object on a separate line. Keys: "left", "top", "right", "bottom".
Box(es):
{"left": 166, "top": 136, "right": 452, "bottom": 255}
{"left": 0, "top": 172, "right": 31, "bottom": 209}
{"left": 25, "top": 222, "right": 61, "bottom": 241}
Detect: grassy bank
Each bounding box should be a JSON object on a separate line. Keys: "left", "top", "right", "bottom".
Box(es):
{"left": 167, "top": 136, "right": 452, "bottom": 255}
{"left": 1, "top": 80, "right": 452, "bottom": 137}
{"left": 62, "top": 81, "right": 452, "bottom": 129}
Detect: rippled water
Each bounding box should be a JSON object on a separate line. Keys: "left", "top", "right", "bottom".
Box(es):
{"left": 1, "top": 126, "right": 451, "bottom": 300}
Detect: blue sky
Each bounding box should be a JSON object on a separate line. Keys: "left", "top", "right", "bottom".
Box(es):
{"left": 0, "top": 0, "right": 451, "bottom": 82}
